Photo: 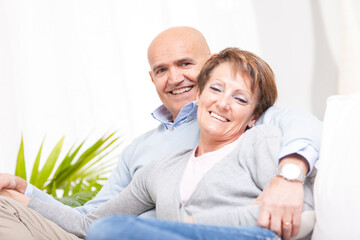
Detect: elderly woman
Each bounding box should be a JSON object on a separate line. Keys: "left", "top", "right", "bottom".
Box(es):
{"left": 0, "top": 48, "right": 314, "bottom": 240}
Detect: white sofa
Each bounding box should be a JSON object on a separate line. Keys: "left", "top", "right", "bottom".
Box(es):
{"left": 312, "top": 93, "right": 360, "bottom": 240}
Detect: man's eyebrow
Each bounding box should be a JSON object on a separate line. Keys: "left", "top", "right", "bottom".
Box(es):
{"left": 152, "top": 64, "right": 166, "bottom": 73}
{"left": 177, "top": 58, "right": 195, "bottom": 64}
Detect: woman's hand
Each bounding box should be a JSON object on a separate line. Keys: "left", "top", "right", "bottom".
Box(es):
{"left": 0, "top": 189, "right": 30, "bottom": 206}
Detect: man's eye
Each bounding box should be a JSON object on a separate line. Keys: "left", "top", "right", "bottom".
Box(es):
{"left": 181, "top": 62, "right": 191, "bottom": 67}
{"left": 156, "top": 68, "right": 166, "bottom": 75}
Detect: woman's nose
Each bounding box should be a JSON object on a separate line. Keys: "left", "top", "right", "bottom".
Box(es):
{"left": 216, "top": 95, "right": 230, "bottom": 110}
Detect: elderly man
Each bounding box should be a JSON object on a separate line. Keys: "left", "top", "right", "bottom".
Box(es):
{"left": 0, "top": 26, "right": 321, "bottom": 240}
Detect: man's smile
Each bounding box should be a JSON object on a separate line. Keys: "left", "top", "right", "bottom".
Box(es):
{"left": 170, "top": 86, "right": 194, "bottom": 95}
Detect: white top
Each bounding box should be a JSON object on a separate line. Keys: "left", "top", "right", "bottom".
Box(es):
{"left": 179, "top": 136, "right": 242, "bottom": 203}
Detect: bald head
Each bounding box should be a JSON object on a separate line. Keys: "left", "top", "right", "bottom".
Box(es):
{"left": 147, "top": 26, "right": 211, "bottom": 120}
{"left": 148, "top": 26, "right": 210, "bottom": 66}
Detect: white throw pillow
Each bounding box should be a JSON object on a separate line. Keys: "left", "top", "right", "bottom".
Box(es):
{"left": 312, "top": 93, "right": 360, "bottom": 240}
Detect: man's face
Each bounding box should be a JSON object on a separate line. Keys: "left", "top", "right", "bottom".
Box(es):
{"left": 148, "top": 38, "right": 209, "bottom": 120}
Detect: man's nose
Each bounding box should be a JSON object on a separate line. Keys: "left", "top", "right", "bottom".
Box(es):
{"left": 167, "top": 67, "right": 183, "bottom": 85}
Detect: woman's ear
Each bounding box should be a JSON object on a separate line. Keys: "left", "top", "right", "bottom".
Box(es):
{"left": 247, "top": 115, "right": 259, "bottom": 128}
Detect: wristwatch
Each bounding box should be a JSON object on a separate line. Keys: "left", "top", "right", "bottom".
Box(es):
{"left": 276, "top": 163, "right": 305, "bottom": 183}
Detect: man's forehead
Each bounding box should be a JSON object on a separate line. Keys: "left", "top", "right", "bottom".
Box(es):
{"left": 149, "top": 44, "right": 198, "bottom": 67}
{"left": 149, "top": 36, "right": 200, "bottom": 59}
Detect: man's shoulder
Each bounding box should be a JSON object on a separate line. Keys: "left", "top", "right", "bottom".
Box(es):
{"left": 121, "top": 120, "right": 199, "bottom": 160}
{"left": 119, "top": 124, "right": 164, "bottom": 157}
{"left": 130, "top": 124, "right": 165, "bottom": 145}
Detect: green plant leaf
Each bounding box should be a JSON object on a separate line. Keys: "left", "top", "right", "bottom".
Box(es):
{"left": 45, "top": 140, "right": 85, "bottom": 193}
{"left": 54, "top": 133, "right": 117, "bottom": 187}
{"left": 58, "top": 191, "right": 97, "bottom": 207}
{"left": 72, "top": 179, "right": 83, "bottom": 194}
{"left": 54, "top": 140, "right": 85, "bottom": 177}
{"left": 35, "top": 137, "right": 65, "bottom": 188}
{"left": 62, "top": 181, "right": 72, "bottom": 197}
{"left": 15, "top": 135, "right": 27, "bottom": 181}
{"left": 16, "top": 132, "right": 120, "bottom": 206}
{"left": 29, "top": 137, "right": 45, "bottom": 185}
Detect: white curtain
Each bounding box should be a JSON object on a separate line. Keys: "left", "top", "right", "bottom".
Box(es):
{"left": 338, "top": 0, "right": 360, "bottom": 94}
{"left": 0, "top": 0, "right": 356, "bottom": 174}
{"left": 0, "top": 0, "right": 261, "bottom": 173}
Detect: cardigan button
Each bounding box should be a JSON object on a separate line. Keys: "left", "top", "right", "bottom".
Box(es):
{"left": 179, "top": 203, "right": 182, "bottom": 209}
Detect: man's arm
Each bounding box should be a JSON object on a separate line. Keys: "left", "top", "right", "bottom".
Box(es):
{"left": 255, "top": 106, "right": 321, "bottom": 240}
{"left": 191, "top": 127, "right": 313, "bottom": 239}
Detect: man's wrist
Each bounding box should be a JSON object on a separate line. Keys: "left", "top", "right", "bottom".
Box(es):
{"left": 279, "top": 153, "right": 309, "bottom": 174}
{"left": 15, "top": 176, "right": 27, "bottom": 194}
{"left": 276, "top": 163, "right": 306, "bottom": 183}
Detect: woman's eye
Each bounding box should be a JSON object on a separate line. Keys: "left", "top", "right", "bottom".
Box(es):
{"left": 210, "top": 86, "right": 221, "bottom": 92}
{"left": 235, "top": 97, "right": 247, "bottom": 104}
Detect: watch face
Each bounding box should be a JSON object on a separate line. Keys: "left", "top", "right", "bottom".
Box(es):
{"left": 283, "top": 164, "right": 301, "bottom": 179}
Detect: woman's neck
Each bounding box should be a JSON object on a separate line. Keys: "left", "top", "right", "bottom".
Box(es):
{"left": 196, "top": 132, "right": 242, "bottom": 157}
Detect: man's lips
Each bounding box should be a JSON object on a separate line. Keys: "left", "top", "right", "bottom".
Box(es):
{"left": 170, "top": 86, "right": 194, "bottom": 95}
{"left": 210, "top": 111, "right": 229, "bottom": 122}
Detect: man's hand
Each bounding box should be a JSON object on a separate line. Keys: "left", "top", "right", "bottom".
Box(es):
{"left": 255, "top": 154, "right": 309, "bottom": 240}
{"left": 0, "top": 189, "right": 30, "bottom": 206}
{"left": 0, "top": 173, "right": 27, "bottom": 194}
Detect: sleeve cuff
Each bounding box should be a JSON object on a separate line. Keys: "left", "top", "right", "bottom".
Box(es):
{"left": 24, "top": 183, "right": 34, "bottom": 197}
{"left": 279, "top": 141, "right": 319, "bottom": 175}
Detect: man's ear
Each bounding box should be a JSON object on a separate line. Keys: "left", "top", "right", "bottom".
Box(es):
{"left": 210, "top": 53, "right": 218, "bottom": 59}
{"left": 149, "top": 71, "right": 154, "bottom": 83}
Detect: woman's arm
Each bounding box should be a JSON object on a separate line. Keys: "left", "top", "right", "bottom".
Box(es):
{"left": 27, "top": 168, "right": 155, "bottom": 238}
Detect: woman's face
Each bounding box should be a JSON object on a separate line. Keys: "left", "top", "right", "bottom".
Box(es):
{"left": 196, "top": 62, "right": 258, "bottom": 143}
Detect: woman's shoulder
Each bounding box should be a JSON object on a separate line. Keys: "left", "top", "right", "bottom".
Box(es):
{"left": 243, "top": 124, "right": 282, "bottom": 140}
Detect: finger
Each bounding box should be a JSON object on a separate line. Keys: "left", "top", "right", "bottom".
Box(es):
{"left": 269, "top": 215, "right": 282, "bottom": 237}
{"left": 291, "top": 210, "right": 302, "bottom": 237}
{"left": 281, "top": 219, "right": 292, "bottom": 240}
{"left": 257, "top": 207, "right": 271, "bottom": 230}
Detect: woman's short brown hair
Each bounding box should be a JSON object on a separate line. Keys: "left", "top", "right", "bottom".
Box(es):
{"left": 197, "top": 47, "right": 277, "bottom": 117}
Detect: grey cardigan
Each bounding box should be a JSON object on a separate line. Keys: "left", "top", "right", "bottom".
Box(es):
{"left": 28, "top": 124, "right": 314, "bottom": 238}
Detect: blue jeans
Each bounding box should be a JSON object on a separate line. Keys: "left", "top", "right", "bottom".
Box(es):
{"left": 86, "top": 215, "right": 278, "bottom": 240}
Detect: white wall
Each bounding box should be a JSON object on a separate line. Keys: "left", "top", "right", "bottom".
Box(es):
{"left": 0, "top": 0, "right": 358, "bottom": 174}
